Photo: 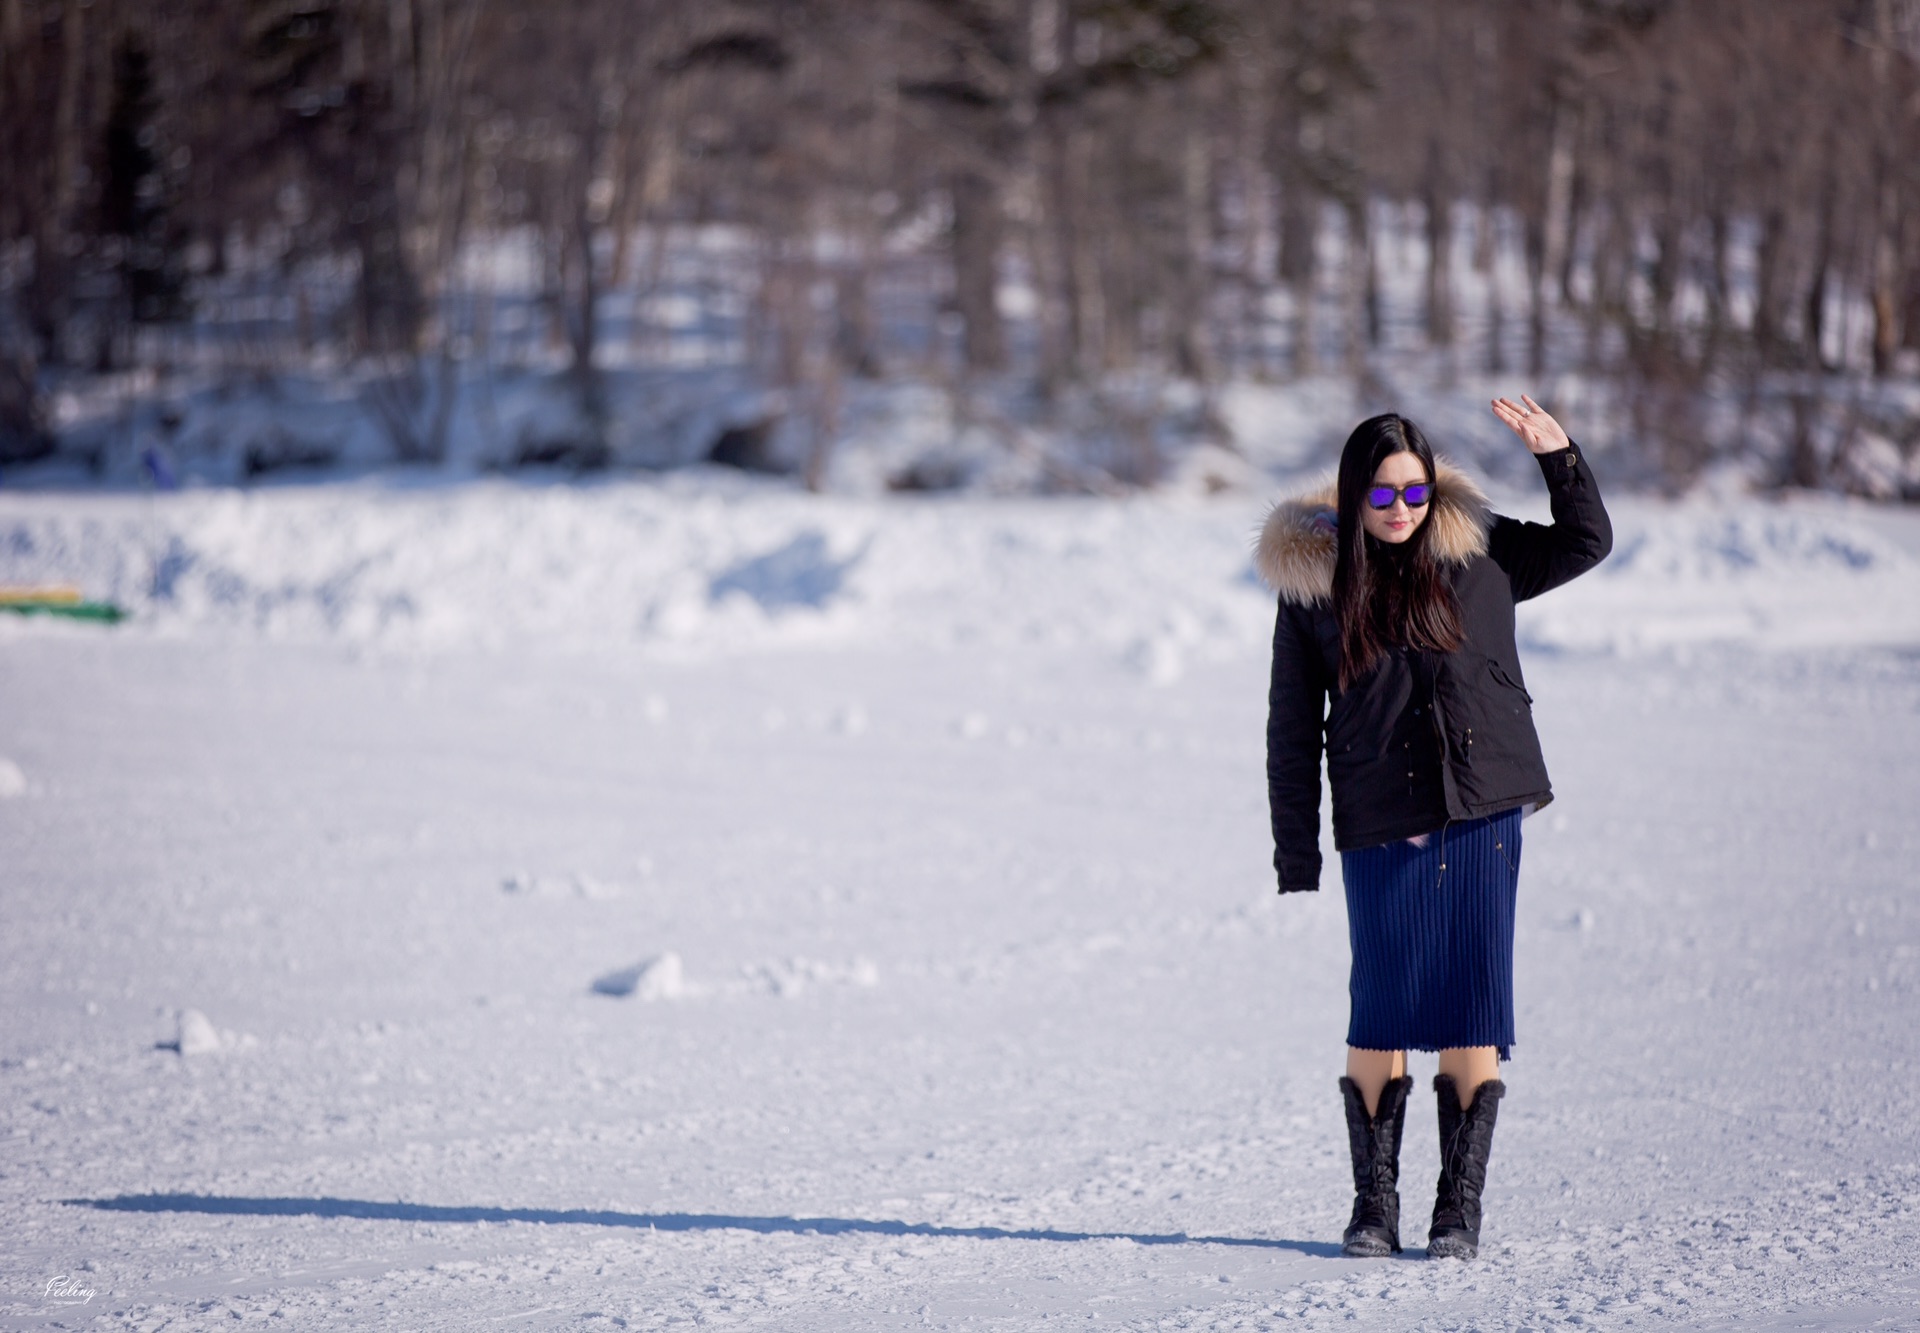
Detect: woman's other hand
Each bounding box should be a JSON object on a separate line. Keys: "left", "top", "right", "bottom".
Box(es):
{"left": 1491, "top": 395, "right": 1571, "bottom": 455}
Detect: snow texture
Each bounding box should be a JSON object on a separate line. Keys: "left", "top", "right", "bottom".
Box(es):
{"left": 2, "top": 476, "right": 1918, "bottom": 1330}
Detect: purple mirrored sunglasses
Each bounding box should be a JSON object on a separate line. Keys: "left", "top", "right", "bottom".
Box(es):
{"left": 1365, "top": 482, "right": 1433, "bottom": 510}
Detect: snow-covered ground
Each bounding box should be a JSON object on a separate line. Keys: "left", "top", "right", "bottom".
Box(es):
{"left": 3, "top": 473, "right": 1919, "bottom": 1330}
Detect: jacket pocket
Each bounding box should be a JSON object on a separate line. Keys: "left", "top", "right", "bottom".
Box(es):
{"left": 1487, "top": 659, "right": 1533, "bottom": 709}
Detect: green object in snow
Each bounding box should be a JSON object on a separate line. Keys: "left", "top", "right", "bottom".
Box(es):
{"left": 0, "top": 600, "right": 127, "bottom": 624}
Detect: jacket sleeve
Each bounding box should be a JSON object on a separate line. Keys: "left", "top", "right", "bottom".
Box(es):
{"left": 1487, "top": 442, "right": 1614, "bottom": 603}
{"left": 1266, "top": 599, "right": 1328, "bottom": 893}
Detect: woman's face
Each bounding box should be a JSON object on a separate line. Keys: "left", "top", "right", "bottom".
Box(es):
{"left": 1359, "top": 451, "right": 1433, "bottom": 544}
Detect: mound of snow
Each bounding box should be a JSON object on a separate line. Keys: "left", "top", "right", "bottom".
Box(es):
{"left": 0, "top": 757, "right": 25, "bottom": 798}
{"left": 1517, "top": 499, "right": 1920, "bottom": 654}
{"left": 591, "top": 953, "right": 686, "bottom": 1001}
{"left": 159, "top": 1008, "right": 224, "bottom": 1056}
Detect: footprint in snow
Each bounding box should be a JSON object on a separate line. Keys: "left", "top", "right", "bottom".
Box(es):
{"left": 503, "top": 870, "right": 625, "bottom": 900}
{"left": 740, "top": 956, "right": 880, "bottom": 997}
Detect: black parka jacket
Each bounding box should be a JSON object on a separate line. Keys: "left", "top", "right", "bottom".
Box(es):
{"left": 1256, "top": 446, "right": 1612, "bottom": 892}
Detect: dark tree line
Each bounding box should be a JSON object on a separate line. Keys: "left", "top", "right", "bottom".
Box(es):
{"left": 3, "top": 0, "right": 1918, "bottom": 486}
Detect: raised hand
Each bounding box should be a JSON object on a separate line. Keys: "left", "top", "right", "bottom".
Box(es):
{"left": 1491, "top": 394, "right": 1571, "bottom": 455}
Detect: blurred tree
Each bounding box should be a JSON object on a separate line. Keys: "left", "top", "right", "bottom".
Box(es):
{"left": 0, "top": 0, "right": 1914, "bottom": 489}
{"left": 245, "top": 0, "right": 423, "bottom": 355}
{"left": 99, "top": 36, "right": 191, "bottom": 333}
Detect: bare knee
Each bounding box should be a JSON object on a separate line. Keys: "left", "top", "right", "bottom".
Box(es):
{"left": 1345, "top": 1047, "right": 1408, "bottom": 1116}
{"left": 1436, "top": 1047, "right": 1501, "bottom": 1106}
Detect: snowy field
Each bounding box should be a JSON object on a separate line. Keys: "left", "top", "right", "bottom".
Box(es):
{"left": 3, "top": 475, "right": 1920, "bottom": 1330}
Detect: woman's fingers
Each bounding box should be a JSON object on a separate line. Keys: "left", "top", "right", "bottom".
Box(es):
{"left": 1492, "top": 394, "right": 1570, "bottom": 453}
{"left": 1491, "top": 398, "right": 1530, "bottom": 436}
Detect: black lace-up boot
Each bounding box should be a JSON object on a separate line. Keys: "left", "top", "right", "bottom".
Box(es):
{"left": 1337, "top": 1074, "right": 1413, "bottom": 1257}
{"left": 1428, "top": 1074, "right": 1506, "bottom": 1260}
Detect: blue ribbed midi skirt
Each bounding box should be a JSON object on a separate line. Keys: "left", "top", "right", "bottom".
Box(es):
{"left": 1340, "top": 807, "right": 1523, "bottom": 1059}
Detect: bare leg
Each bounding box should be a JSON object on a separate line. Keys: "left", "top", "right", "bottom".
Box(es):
{"left": 1345, "top": 1046, "right": 1408, "bottom": 1116}
{"left": 1436, "top": 1047, "right": 1500, "bottom": 1105}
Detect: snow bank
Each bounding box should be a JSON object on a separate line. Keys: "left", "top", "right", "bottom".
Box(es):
{"left": 1517, "top": 497, "right": 1920, "bottom": 654}
{"left": 0, "top": 479, "right": 1914, "bottom": 657}
{"left": 0, "top": 478, "right": 1275, "bottom": 658}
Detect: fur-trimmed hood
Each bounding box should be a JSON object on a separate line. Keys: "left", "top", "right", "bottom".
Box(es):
{"left": 1253, "top": 458, "right": 1493, "bottom": 605}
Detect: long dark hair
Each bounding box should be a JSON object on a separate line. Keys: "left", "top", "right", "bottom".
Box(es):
{"left": 1332, "top": 414, "right": 1464, "bottom": 689}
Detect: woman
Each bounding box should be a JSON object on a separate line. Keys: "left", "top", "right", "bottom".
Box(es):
{"left": 1255, "top": 397, "right": 1611, "bottom": 1260}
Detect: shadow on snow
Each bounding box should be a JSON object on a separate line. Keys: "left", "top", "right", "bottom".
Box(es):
{"left": 67, "top": 1194, "right": 1340, "bottom": 1256}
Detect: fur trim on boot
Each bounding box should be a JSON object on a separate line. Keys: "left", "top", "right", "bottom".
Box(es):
{"left": 1428, "top": 1074, "right": 1505, "bottom": 1260}
{"left": 1338, "top": 1074, "right": 1414, "bottom": 1257}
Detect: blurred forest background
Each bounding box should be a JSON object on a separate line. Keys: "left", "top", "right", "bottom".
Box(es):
{"left": 2, "top": 0, "right": 1919, "bottom": 495}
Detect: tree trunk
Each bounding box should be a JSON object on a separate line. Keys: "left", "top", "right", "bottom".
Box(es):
{"left": 1233, "top": 49, "right": 1275, "bottom": 379}
{"left": 951, "top": 170, "right": 1007, "bottom": 373}
{"left": 1556, "top": 164, "right": 1585, "bottom": 306}
{"left": 1342, "top": 197, "right": 1372, "bottom": 375}
{"left": 1585, "top": 203, "right": 1626, "bottom": 368}
{"left": 803, "top": 352, "right": 840, "bottom": 494}
{"left": 1701, "top": 210, "right": 1731, "bottom": 373}
{"left": 1647, "top": 208, "right": 1683, "bottom": 345}
{"left": 1903, "top": 262, "right": 1920, "bottom": 353}
{"left": 1866, "top": 0, "right": 1907, "bottom": 376}
{"left": 1029, "top": 126, "right": 1072, "bottom": 393}
{"left": 1480, "top": 201, "right": 1505, "bottom": 375}
{"left": 1541, "top": 99, "right": 1577, "bottom": 308}
{"left": 1278, "top": 172, "right": 1317, "bottom": 376}
{"left": 568, "top": 208, "right": 599, "bottom": 385}
{"left": 564, "top": 177, "right": 605, "bottom": 434}
{"left": 1062, "top": 127, "right": 1104, "bottom": 380}
{"left": 1870, "top": 179, "right": 1902, "bottom": 377}
{"left": 26, "top": 0, "right": 86, "bottom": 363}
{"left": 1423, "top": 176, "right": 1453, "bottom": 349}
{"left": 1804, "top": 187, "right": 1835, "bottom": 372}
{"left": 1787, "top": 390, "right": 1823, "bottom": 489}
{"left": 1103, "top": 214, "right": 1138, "bottom": 371}
{"left": 1525, "top": 208, "right": 1547, "bottom": 377}
{"left": 1172, "top": 117, "right": 1214, "bottom": 383}
{"left": 1753, "top": 205, "right": 1789, "bottom": 364}
{"left": 827, "top": 264, "right": 871, "bottom": 377}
